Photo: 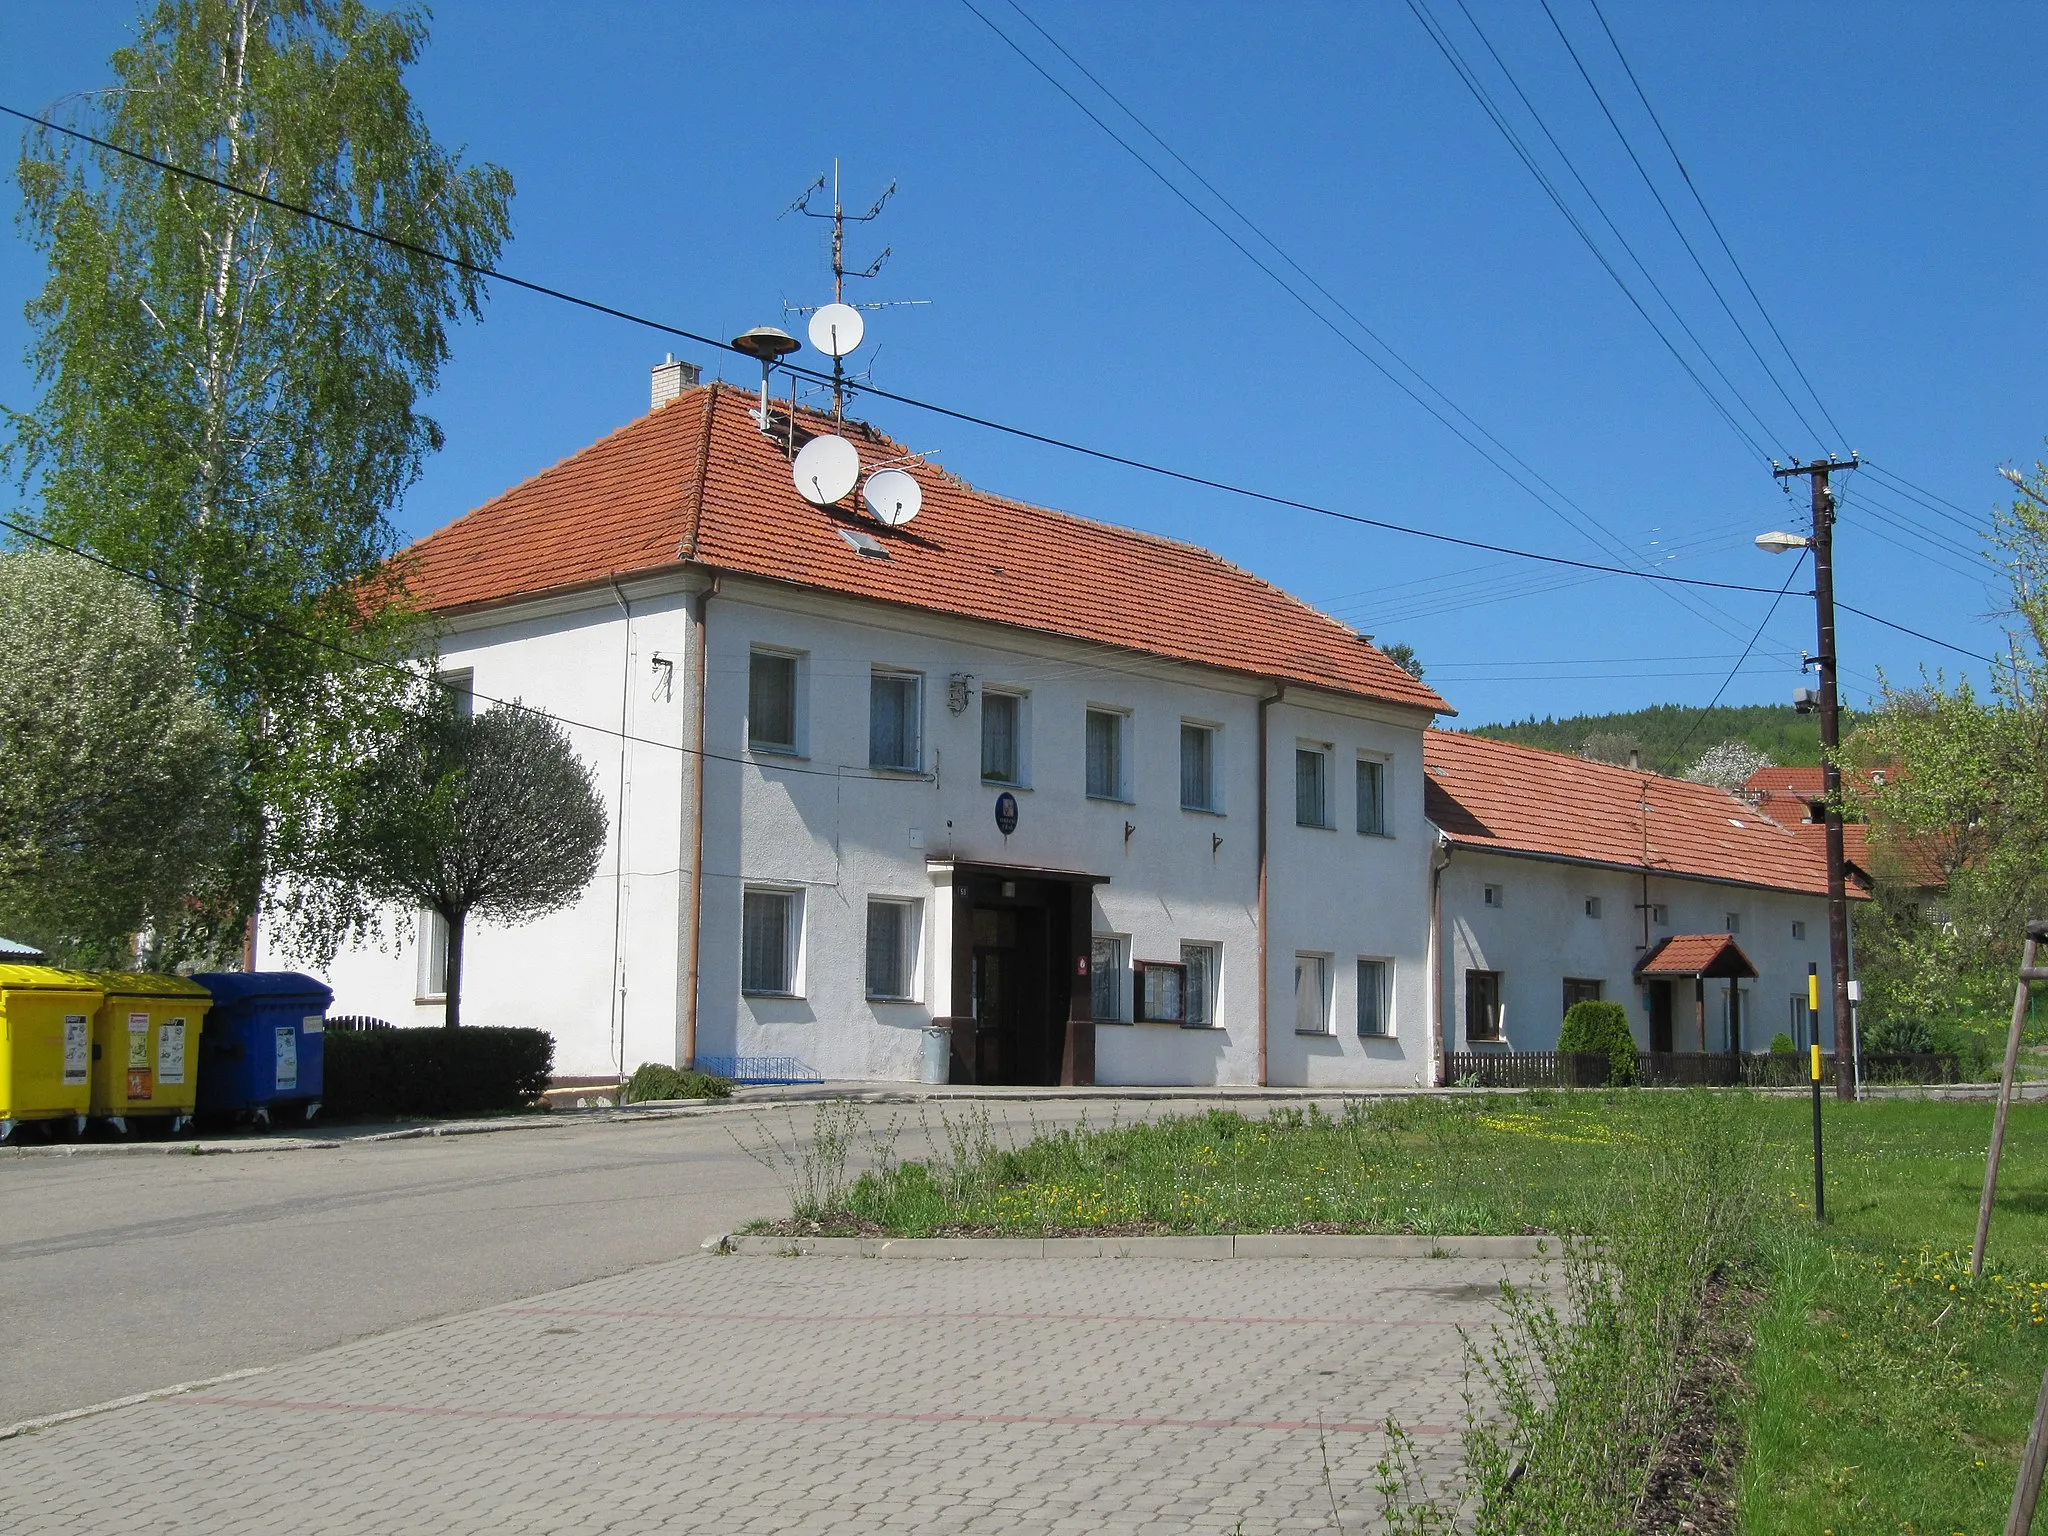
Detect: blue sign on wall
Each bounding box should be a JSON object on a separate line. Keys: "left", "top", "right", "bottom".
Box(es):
{"left": 994, "top": 791, "right": 1019, "bottom": 836}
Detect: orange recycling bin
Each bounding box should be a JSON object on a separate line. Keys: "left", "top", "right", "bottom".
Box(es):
{"left": 0, "top": 965, "right": 103, "bottom": 1141}
{"left": 85, "top": 973, "right": 211, "bottom": 1134}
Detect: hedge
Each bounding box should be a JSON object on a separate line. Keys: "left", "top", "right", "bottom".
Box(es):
{"left": 323, "top": 1026, "right": 554, "bottom": 1118}
{"left": 625, "top": 1062, "right": 734, "bottom": 1103}
{"left": 1559, "top": 1000, "right": 1638, "bottom": 1086}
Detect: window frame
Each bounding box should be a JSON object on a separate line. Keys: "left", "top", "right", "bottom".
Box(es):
{"left": 1791, "top": 919, "right": 1806, "bottom": 941}
{"left": 868, "top": 668, "right": 924, "bottom": 773}
{"left": 1583, "top": 896, "right": 1602, "bottom": 919}
{"left": 1180, "top": 941, "right": 1221, "bottom": 1029}
{"left": 1466, "top": 969, "right": 1505, "bottom": 1043}
{"left": 1562, "top": 977, "right": 1604, "bottom": 1014}
{"left": 864, "top": 897, "right": 921, "bottom": 1003}
{"left": 1483, "top": 883, "right": 1504, "bottom": 909}
{"left": 979, "top": 688, "right": 1027, "bottom": 787}
{"left": 1295, "top": 743, "right": 1332, "bottom": 829}
{"left": 1355, "top": 754, "right": 1389, "bottom": 837}
{"left": 740, "top": 885, "right": 804, "bottom": 998}
{"left": 1133, "top": 960, "right": 1190, "bottom": 1024}
{"left": 1180, "top": 720, "right": 1222, "bottom": 814}
{"left": 1090, "top": 933, "right": 1129, "bottom": 1022}
{"left": 1085, "top": 707, "right": 1130, "bottom": 803}
{"left": 1356, "top": 956, "right": 1393, "bottom": 1038}
{"left": 747, "top": 647, "right": 804, "bottom": 756}
{"left": 415, "top": 908, "right": 449, "bottom": 1003}
{"left": 1724, "top": 911, "right": 1742, "bottom": 934}
{"left": 1293, "top": 951, "right": 1333, "bottom": 1035}
{"left": 1650, "top": 903, "right": 1670, "bottom": 926}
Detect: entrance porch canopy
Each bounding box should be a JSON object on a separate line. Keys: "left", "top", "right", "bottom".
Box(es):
{"left": 1634, "top": 933, "right": 1758, "bottom": 980}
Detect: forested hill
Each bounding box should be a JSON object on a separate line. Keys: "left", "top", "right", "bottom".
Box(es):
{"left": 1467, "top": 704, "right": 1836, "bottom": 778}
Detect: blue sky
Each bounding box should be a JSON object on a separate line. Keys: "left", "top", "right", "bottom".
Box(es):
{"left": 4, "top": 1, "right": 2040, "bottom": 730}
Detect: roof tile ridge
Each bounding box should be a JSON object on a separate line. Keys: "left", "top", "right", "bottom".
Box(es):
{"left": 1427, "top": 727, "right": 1704, "bottom": 787}
{"left": 680, "top": 382, "right": 720, "bottom": 559}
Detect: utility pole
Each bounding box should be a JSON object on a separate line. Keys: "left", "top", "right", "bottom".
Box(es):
{"left": 1772, "top": 456, "right": 1859, "bottom": 1100}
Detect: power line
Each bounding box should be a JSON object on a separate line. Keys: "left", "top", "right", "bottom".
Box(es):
{"left": 1672, "top": 550, "right": 1807, "bottom": 756}
{"left": 1832, "top": 598, "right": 1997, "bottom": 664}
{"left": 1583, "top": 0, "right": 1850, "bottom": 450}
{"left": 0, "top": 99, "right": 1800, "bottom": 602}
{"left": 1860, "top": 458, "right": 1994, "bottom": 536}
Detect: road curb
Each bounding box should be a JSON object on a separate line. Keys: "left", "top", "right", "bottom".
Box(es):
{"left": 702, "top": 1232, "right": 1553, "bottom": 1260}
{"left": 0, "top": 1367, "right": 269, "bottom": 1441}
{"left": 2, "top": 1138, "right": 342, "bottom": 1158}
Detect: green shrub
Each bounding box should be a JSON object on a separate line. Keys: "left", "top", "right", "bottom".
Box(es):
{"left": 1770, "top": 1031, "right": 1797, "bottom": 1055}
{"left": 1865, "top": 1016, "right": 1935, "bottom": 1055}
{"left": 1559, "top": 1000, "right": 1638, "bottom": 1086}
{"left": 323, "top": 1026, "right": 553, "bottom": 1118}
{"left": 626, "top": 1062, "right": 734, "bottom": 1103}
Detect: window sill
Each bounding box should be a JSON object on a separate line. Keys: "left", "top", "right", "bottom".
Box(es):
{"left": 1296, "top": 821, "right": 1335, "bottom": 832}
{"left": 742, "top": 990, "right": 803, "bottom": 1000}
{"left": 1295, "top": 1027, "right": 1336, "bottom": 1037}
{"left": 1133, "top": 1017, "right": 1188, "bottom": 1027}
{"left": 414, "top": 996, "right": 445, "bottom": 1006}
{"left": 1357, "top": 829, "right": 1393, "bottom": 840}
{"left": 1093, "top": 1017, "right": 1133, "bottom": 1026}
{"left": 1180, "top": 1022, "right": 1225, "bottom": 1032}
{"left": 867, "top": 764, "right": 925, "bottom": 778}
{"left": 750, "top": 745, "right": 806, "bottom": 761}
{"left": 867, "top": 994, "right": 919, "bottom": 1004}
{"left": 1357, "top": 1031, "right": 1396, "bottom": 1041}
{"left": 981, "top": 777, "right": 1030, "bottom": 790}
{"left": 1180, "top": 803, "right": 1225, "bottom": 817}
{"left": 1085, "top": 793, "right": 1133, "bottom": 806}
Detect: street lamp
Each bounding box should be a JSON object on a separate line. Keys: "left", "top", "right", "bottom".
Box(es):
{"left": 1762, "top": 456, "right": 1859, "bottom": 1105}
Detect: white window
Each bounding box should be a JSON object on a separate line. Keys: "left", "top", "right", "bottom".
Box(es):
{"left": 1725, "top": 911, "right": 1741, "bottom": 934}
{"left": 1466, "top": 969, "right": 1504, "bottom": 1042}
{"left": 1356, "top": 957, "right": 1391, "bottom": 1037}
{"left": 415, "top": 908, "right": 449, "bottom": 1001}
{"left": 865, "top": 898, "right": 920, "bottom": 1001}
{"left": 1791, "top": 919, "right": 1806, "bottom": 941}
{"left": 1180, "top": 722, "right": 1219, "bottom": 812}
{"left": 1584, "top": 897, "right": 1602, "bottom": 919}
{"left": 1090, "top": 934, "right": 1127, "bottom": 1021}
{"left": 1293, "top": 953, "right": 1331, "bottom": 1035}
{"left": 1086, "top": 709, "right": 1127, "bottom": 801}
{"left": 1356, "top": 756, "right": 1387, "bottom": 836}
{"left": 869, "top": 670, "right": 922, "bottom": 771}
{"left": 1181, "top": 942, "right": 1220, "bottom": 1027}
{"left": 749, "top": 649, "right": 800, "bottom": 754}
{"left": 441, "top": 668, "right": 474, "bottom": 719}
{"left": 1134, "top": 961, "right": 1188, "bottom": 1024}
{"left": 741, "top": 887, "right": 801, "bottom": 996}
{"left": 1650, "top": 903, "right": 1670, "bottom": 926}
{"left": 1295, "top": 745, "right": 1331, "bottom": 828}
{"left": 1483, "top": 884, "right": 1503, "bottom": 909}
{"left": 981, "top": 691, "right": 1024, "bottom": 784}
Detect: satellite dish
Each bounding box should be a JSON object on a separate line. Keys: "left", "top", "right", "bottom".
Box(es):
{"left": 863, "top": 468, "right": 923, "bottom": 526}
{"left": 808, "top": 303, "right": 865, "bottom": 359}
{"left": 793, "top": 434, "right": 860, "bottom": 506}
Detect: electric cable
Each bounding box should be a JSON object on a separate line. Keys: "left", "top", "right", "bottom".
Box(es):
{"left": 1671, "top": 550, "right": 1807, "bottom": 757}
{"left": 1860, "top": 459, "right": 1995, "bottom": 536}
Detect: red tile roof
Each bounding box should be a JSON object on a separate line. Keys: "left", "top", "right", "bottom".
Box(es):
{"left": 1635, "top": 933, "right": 1757, "bottom": 978}
{"left": 1423, "top": 730, "right": 1859, "bottom": 897}
{"left": 399, "top": 385, "right": 1448, "bottom": 714}
{"left": 1744, "top": 767, "right": 1946, "bottom": 889}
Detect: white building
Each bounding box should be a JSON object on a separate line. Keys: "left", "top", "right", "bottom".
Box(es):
{"left": 1420, "top": 731, "right": 1858, "bottom": 1057}
{"left": 273, "top": 373, "right": 1449, "bottom": 1087}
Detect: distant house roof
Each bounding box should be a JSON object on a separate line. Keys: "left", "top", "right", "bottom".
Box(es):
{"left": 0, "top": 936, "right": 47, "bottom": 962}
{"left": 1423, "top": 730, "right": 1860, "bottom": 898}
{"left": 1635, "top": 933, "right": 1758, "bottom": 979}
{"left": 398, "top": 384, "right": 1449, "bottom": 715}
{"left": 1743, "top": 765, "right": 1946, "bottom": 890}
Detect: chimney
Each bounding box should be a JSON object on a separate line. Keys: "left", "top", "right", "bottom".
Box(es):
{"left": 1628, "top": 748, "right": 1642, "bottom": 771}
{"left": 650, "top": 354, "right": 701, "bottom": 411}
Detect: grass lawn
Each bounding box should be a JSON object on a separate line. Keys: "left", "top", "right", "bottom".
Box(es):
{"left": 808, "top": 1092, "right": 2048, "bottom": 1530}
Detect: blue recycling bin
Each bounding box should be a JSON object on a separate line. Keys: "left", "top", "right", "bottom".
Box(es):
{"left": 191, "top": 972, "right": 333, "bottom": 1124}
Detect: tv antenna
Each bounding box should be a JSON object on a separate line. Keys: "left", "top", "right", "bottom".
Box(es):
{"left": 786, "top": 161, "right": 928, "bottom": 422}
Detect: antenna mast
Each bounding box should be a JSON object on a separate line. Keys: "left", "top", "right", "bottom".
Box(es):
{"left": 788, "top": 161, "right": 923, "bottom": 422}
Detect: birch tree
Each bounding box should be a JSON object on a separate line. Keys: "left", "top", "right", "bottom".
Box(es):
{"left": 5, "top": 0, "right": 513, "bottom": 955}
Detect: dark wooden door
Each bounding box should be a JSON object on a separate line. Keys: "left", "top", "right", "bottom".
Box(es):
{"left": 1649, "top": 981, "right": 1674, "bottom": 1054}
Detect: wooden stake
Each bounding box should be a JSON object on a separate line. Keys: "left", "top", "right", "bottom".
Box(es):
{"left": 1974, "top": 925, "right": 2045, "bottom": 1279}
{"left": 2008, "top": 1361, "right": 2048, "bottom": 1536}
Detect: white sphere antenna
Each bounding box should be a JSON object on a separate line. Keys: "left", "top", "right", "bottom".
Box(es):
{"left": 863, "top": 468, "right": 922, "bottom": 526}
{"left": 793, "top": 434, "right": 861, "bottom": 506}
{"left": 808, "top": 303, "right": 866, "bottom": 359}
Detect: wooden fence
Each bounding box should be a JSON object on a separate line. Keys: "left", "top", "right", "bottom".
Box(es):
{"left": 1445, "top": 1049, "right": 1960, "bottom": 1089}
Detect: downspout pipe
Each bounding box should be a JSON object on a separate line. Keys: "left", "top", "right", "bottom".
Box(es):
{"left": 608, "top": 576, "right": 633, "bottom": 1090}
{"left": 1256, "top": 682, "right": 1286, "bottom": 1087}
{"left": 1429, "top": 830, "right": 1452, "bottom": 1086}
{"left": 680, "top": 572, "right": 721, "bottom": 1068}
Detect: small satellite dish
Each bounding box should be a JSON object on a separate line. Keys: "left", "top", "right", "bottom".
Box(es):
{"left": 793, "top": 434, "right": 860, "bottom": 506}
{"left": 808, "top": 303, "right": 865, "bottom": 359}
{"left": 863, "top": 468, "right": 923, "bottom": 526}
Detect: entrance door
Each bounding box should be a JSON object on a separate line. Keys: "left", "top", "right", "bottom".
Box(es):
{"left": 968, "top": 901, "right": 1056, "bottom": 1086}
{"left": 1648, "top": 981, "right": 1674, "bottom": 1054}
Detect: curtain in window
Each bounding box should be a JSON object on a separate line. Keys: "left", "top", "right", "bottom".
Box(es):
{"left": 866, "top": 902, "right": 906, "bottom": 998}
{"left": 870, "top": 675, "right": 918, "bottom": 769}
{"left": 982, "top": 694, "right": 1018, "bottom": 782}
{"left": 1294, "top": 954, "right": 1327, "bottom": 1033}
{"left": 1356, "top": 758, "right": 1385, "bottom": 834}
{"left": 1181, "top": 943, "right": 1214, "bottom": 1026}
{"left": 1357, "top": 959, "right": 1387, "bottom": 1036}
{"left": 1090, "top": 935, "right": 1121, "bottom": 1020}
{"left": 749, "top": 653, "right": 796, "bottom": 749}
{"left": 1295, "top": 749, "right": 1326, "bottom": 827}
{"left": 1086, "top": 712, "right": 1121, "bottom": 799}
{"left": 741, "top": 891, "right": 791, "bottom": 993}
{"left": 1180, "top": 724, "right": 1212, "bottom": 809}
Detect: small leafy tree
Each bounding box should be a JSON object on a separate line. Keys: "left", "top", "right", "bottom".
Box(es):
{"left": 1382, "top": 642, "right": 1425, "bottom": 681}
{"left": 0, "top": 548, "right": 234, "bottom": 965}
{"left": 282, "top": 695, "right": 607, "bottom": 1026}
{"left": 1682, "top": 740, "right": 1773, "bottom": 793}
{"left": 1558, "top": 1000, "right": 1637, "bottom": 1085}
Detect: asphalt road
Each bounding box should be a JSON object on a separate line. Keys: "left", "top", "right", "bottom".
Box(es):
{"left": 0, "top": 1097, "right": 1222, "bottom": 1427}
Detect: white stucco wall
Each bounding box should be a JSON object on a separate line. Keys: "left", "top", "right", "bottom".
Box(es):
{"left": 1439, "top": 849, "right": 1841, "bottom": 1057}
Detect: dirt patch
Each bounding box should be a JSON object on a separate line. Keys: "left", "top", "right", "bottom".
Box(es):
{"left": 1632, "top": 1280, "right": 1754, "bottom": 1535}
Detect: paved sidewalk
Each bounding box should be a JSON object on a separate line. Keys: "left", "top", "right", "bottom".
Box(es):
{"left": 0, "top": 1251, "right": 1539, "bottom": 1533}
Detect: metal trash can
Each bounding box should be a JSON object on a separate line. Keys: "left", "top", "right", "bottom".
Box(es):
{"left": 85, "top": 973, "right": 211, "bottom": 1135}
{"left": 0, "top": 964, "right": 102, "bottom": 1142}
{"left": 191, "top": 971, "right": 333, "bottom": 1126}
{"left": 919, "top": 1023, "right": 951, "bottom": 1085}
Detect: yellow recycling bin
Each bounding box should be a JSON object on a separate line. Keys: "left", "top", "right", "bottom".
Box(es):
{"left": 0, "top": 965, "right": 103, "bottom": 1141}
{"left": 85, "top": 973, "right": 211, "bottom": 1135}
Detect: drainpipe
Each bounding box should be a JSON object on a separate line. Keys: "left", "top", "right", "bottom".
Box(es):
{"left": 608, "top": 576, "right": 634, "bottom": 1091}
{"left": 1430, "top": 831, "right": 1452, "bottom": 1086}
{"left": 679, "top": 572, "right": 721, "bottom": 1068}
{"left": 1256, "top": 682, "right": 1286, "bottom": 1087}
